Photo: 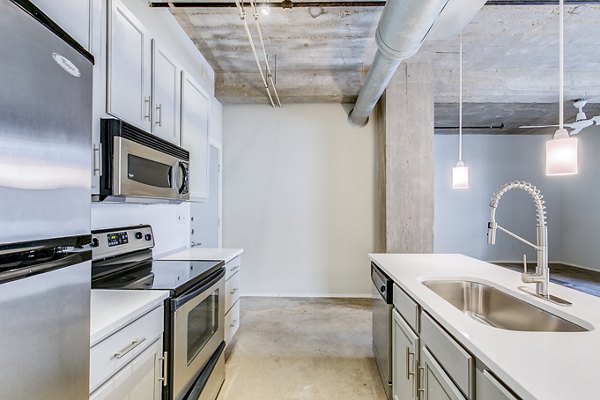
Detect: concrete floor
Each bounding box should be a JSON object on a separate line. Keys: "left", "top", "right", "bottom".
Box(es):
{"left": 217, "top": 297, "right": 387, "bottom": 400}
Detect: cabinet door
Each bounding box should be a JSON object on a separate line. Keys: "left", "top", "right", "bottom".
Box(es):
{"left": 107, "top": 0, "right": 152, "bottom": 131}
{"left": 392, "top": 309, "right": 418, "bottom": 400}
{"left": 180, "top": 71, "right": 210, "bottom": 201}
{"left": 419, "top": 347, "right": 467, "bottom": 400}
{"left": 152, "top": 40, "right": 181, "bottom": 144}
{"left": 476, "top": 365, "right": 520, "bottom": 400}
{"left": 90, "top": 339, "right": 163, "bottom": 400}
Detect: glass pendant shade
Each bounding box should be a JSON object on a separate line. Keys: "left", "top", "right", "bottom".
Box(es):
{"left": 452, "top": 161, "right": 469, "bottom": 189}
{"left": 546, "top": 129, "right": 578, "bottom": 176}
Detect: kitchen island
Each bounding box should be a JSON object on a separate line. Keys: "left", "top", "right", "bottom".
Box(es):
{"left": 370, "top": 253, "right": 600, "bottom": 400}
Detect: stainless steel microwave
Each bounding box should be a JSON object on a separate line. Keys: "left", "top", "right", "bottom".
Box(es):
{"left": 97, "top": 119, "right": 190, "bottom": 202}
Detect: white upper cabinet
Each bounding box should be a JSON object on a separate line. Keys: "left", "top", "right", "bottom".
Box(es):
{"left": 152, "top": 40, "right": 181, "bottom": 144}
{"left": 107, "top": 0, "right": 152, "bottom": 132}
{"left": 32, "top": 0, "right": 91, "bottom": 50}
{"left": 180, "top": 71, "right": 210, "bottom": 201}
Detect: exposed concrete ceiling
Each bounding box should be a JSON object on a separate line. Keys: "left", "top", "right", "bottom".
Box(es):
{"left": 163, "top": 1, "right": 600, "bottom": 133}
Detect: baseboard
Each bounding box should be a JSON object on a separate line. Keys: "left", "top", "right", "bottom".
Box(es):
{"left": 239, "top": 292, "right": 372, "bottom": 299}
{"left": 491, "top": 259, "right": 599, "bottom": 273}
{"left": 554, "top": 260, "right": 600, "bottom": 273}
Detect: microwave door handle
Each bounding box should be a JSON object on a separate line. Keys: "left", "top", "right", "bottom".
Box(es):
{"left": 171, "top": 162, "right": 179, "bottom": 193}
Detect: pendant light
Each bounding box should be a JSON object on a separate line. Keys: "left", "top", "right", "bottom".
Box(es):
{"left": 546, "top": 0, "right": 578, "bottom": 176}
{"left": 452, "top": 34, "right": 469, "bottom": 189}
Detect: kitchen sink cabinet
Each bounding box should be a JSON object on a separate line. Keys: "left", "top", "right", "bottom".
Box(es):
{"left": 180, "top": 71, "right": 211, "bottom": 201}
{"left": 391, "top": 284, "right": 518, "bottom": 400}
{"left": 420, "top": 346, "right": 467, "bottom": 400}
{"left": 392, "top": 309, "right": 419, "bottom": 400}
{"left": 476, "top": 362, "right": 521, "bottom": 400}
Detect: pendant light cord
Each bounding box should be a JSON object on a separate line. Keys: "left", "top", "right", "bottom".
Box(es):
{"left": 559, "top": 0, "right": 564, "bottom": 130}
{"left": 459, "top": 34, "right": 463, "bottom": 161}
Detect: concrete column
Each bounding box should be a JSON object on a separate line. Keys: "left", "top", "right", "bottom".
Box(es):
{"left": 378, "top": 63, "right": 434, "bottom": 253}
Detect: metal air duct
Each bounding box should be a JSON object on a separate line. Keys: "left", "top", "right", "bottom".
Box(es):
{"left": 348, "top": 0, "right": 488, "bottom": 127}
{"left": 348, "top": 0, "right": 449, "bottom": 127}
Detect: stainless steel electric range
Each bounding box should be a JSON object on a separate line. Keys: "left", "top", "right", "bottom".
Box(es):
{"left": 91, "top": 225, "right": 225, "bottom": 400}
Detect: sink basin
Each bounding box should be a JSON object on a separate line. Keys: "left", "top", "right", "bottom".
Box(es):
{"left": 422, "top": 280, "right": 589, "bottom": 332}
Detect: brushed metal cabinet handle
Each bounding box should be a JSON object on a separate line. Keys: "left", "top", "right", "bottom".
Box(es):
{"left": 144, "top": 96, "right": 151, "bottom": 121}
{"left": 230, "top": 319, "right": 237, "bottom": 328}
{"left": 158, "top": 351, "right": 168, "bottom": 387}
{"left": 417, "top": 366, "right": 426, "bottom": 399}
{"left": 155, "top": 103, "right": 162, "bottom": 127}
{"left": 230, "top": 288, "right": 239, "bottom": 295}
{"left": 113, "top": 337, "right": 146, "bottom": 359}
{"left": 406, "top": 346, "right": 416, "bottom": 380}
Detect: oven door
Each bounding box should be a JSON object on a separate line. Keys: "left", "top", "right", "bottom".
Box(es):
{"left": 114, "top": 137, "right": 188, "bottom": 200}
{"left": 171, "top": 268, "right": 225, "bottom": 400}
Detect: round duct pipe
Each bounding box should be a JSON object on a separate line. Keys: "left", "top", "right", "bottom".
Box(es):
{"left": 348, "top": 0, "right": 450, "bottom": 128}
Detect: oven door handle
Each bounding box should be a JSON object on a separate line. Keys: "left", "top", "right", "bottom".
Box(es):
{"left": 172, "top": 267, "right": 225, "bottom": 310}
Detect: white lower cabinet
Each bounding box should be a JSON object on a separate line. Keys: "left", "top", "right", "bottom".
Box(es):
{"left": 90, "top": 339, "right": 163, "bottom": 400}
{"left": 391, "top": 284, "right": 522, "bottom": 400}
{"left": 90, "top": 305, "right": 166, "bottom": 400}
{"left": 420, "top": 347, "right": 467, "bottom": 400}
{"left": 224, "top": 256, "right": 242, "bottom": 346}
{"left": 392, "top": 309, "right": 419, "bottom": 400}
{"left": 476, "top": 362, "right": 520, "bottom": 400}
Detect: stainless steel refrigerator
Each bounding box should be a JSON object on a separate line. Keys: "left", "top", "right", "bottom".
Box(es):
{"left": 0, "top": 1, "right": 93, "bottom": 399}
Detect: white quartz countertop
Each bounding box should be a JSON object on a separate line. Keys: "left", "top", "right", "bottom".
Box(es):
{"left": 369, "top": 253, "right": 600, "bottom": 400}
{"left": 156, "top": 247, "right": 243, "bottom": 263}
{"left": 90, "top": 290, "right": 169, "bottom": 347}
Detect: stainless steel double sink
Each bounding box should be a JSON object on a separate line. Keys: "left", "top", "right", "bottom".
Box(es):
{"left": 422, "top": 280, "right": 589, "bottom": 332}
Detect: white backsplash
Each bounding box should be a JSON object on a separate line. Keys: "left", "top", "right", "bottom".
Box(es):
{"left": 91, "top": 202, "right": 190, "bottom": 255}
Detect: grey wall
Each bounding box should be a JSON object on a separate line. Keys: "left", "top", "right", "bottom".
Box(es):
{"left": 434, "top": 134, "right": 563, "bottom": 262}
{"left": 560, "top": 125, "right": 600, "bottom": 270}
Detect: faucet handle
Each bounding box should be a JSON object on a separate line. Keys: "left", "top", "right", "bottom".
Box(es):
{"left": 522, "top": 254, "right": 528, "bottom": 274}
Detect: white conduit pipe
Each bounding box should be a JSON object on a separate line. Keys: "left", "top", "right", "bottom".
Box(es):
{"left": 235, "top": 0, "right": 275, "bottom": 107}
{"left": 249, "top": 0, "right": 282, "bottom": 107}
{"left": 348, "top": 0, "right": 450, "bottom": 127}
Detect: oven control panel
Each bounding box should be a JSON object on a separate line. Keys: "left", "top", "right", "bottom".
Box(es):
{"left": 91, "top": 225, "right": 154, "bottom": 261}
{"left": 107, "top": 232, "right": 129, "bottom": 247}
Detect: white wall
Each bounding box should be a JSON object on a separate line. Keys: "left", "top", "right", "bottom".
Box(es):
{"left": 560, "top": 125, "right": 600, "bottom": 270}
{"left": 434, "top": 134, "right": 563, "bottom": 262}
{"left": 222, "top": 104, "right": 377, "bottom": 297}
{"left": 91, "top": 202, "right": 190, "bottom": 255}
{"left": 91, "top": 0, "right": 218, "bottom": 253}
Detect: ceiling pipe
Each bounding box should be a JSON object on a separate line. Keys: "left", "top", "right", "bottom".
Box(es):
{"left": 347, "top": 0, "right": 450, "bottom": 128}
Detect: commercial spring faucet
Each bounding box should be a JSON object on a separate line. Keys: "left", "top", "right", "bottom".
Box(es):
{"left": 487, "top": 181, "right": 570, "bottom": 306}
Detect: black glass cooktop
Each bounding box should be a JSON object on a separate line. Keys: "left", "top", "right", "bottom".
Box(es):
{"left": 92, "top": 259, "right": 224, "bottom": 296}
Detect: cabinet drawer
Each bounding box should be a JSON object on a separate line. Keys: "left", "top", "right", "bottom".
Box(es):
{"left": 225, "top": 299, "right": 240, "bottom": 345}
{"left": 90, "top": 306, "right": 164, "bottom": 392}
{"left": 225, "top": 256, "right": 241, "bottom": 280}
{"left": 225, "top": 271, "right": 241, "bottom": 313}
{"left": 420, "top": 312, "right": 474, "bottom": 398}
{"left": 476, "top": 364, "right": 520, "bottom": 400}
{"left": 393, "top": 284, "right": 419, "bottom": 333}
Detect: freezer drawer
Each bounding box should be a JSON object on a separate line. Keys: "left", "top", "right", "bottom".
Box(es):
{"left": 0, "top": 260, "right": 92, "bottom": 400}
